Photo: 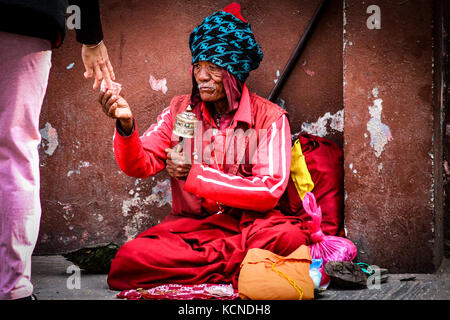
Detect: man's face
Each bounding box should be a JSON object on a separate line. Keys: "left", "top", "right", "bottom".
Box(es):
{"left": 193, "top": 61, "right": 226, "bottom": 103}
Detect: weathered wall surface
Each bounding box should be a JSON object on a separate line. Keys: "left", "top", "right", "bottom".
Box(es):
{"left": 36, "top": 0, "right": 344, "bottom": 254}
{"left": 343, "top": 0, "right": 444, "bottom": 272}
{"left": 442, "top": 0, "right": 450, "bottom": 258}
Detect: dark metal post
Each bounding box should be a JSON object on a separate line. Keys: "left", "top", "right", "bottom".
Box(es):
{"left": 268, "top": 0, "right": 329, "bottom": 102}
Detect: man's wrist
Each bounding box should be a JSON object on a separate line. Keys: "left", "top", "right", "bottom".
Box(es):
{"left": 83, "top": 40, "right": 103, "bottom": 49}
{"left": 117, "top": 118, "right": 134, "bottom": 136}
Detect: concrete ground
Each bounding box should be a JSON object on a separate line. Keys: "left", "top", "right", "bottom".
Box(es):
{"left": 31, "top": 255, "right": 450, "bottom": 300}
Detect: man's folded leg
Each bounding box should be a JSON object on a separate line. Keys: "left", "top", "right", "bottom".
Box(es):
{"left": 107, "top": 229, "right": 239, "bottom": 290}
{"left": 107, "top": 211, "right": 310, "bottom": 291}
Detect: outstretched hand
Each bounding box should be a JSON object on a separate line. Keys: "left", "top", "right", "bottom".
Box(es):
{"left": 82, "top": 41, "right": 115, "bottom": 90}
{"left": 98, "top": 90, "right": 133, "bottom": 134}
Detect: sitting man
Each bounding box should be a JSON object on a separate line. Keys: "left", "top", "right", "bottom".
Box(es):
{"left": 99, "top": 3, "right": 310, "bottom": 291}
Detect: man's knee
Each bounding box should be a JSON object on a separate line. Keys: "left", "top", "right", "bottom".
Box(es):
{"left": 111, "top": 238, "right": 148, "bottom": 265}
{"left": 107, "top": 238, "right": 153, "bottom": 289}
{"left": 247, "top": 222, "right": 309, "bottom": 256}
{"left": 273, "top": 223, "right": 309, "bottom": 254}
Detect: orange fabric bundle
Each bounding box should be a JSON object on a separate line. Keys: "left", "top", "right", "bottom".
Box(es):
{"left": 238, "top": 245, "right": 314, "bottom": 300}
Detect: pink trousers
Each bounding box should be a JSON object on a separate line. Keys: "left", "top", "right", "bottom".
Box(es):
{"left": 0, "top": 32, "right": 52, "bottom": 300}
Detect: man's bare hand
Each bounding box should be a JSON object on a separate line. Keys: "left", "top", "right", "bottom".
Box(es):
{"left": 165, "top": 148, "right": 192, "bottom": 180}
{"left": 82, "top": 41, "right": 115, "bottom": 90}
{"left": 98, "top": 90, "right": 133, "bottom": 134}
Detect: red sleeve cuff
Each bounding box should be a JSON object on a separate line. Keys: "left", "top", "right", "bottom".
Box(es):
{"left": 184, "top": 163, "right": 203, "bottom": 194}
{"left": 115, "top": 118, "right": 137, "bottom": 137}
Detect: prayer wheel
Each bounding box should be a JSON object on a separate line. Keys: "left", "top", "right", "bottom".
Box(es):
{"left": 173, "top": 105, "right": 198, "bottom": 152}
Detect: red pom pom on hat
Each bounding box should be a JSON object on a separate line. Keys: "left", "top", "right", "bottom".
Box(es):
{"left": 222, "top": 2, "right": 247, "bottom": 22}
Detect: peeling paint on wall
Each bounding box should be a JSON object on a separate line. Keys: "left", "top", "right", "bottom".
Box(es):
{"left": 122, "top": 178, "right": 172, "bottom": 217}
{"left": 122, "top": 179, "right": 172, "bottom": 240}
{"left": 39, "top": 122, "right": 59, "bottom": 156}
{"left": 349, "top": 163, "right": 357, "bottom": 174}
{"left": 296, "top": 109, "right": 344, "bottom": 138}
{"left": 67, "top": 161, "right": 91, "bottom": 177}
{"left": 366, "top": 88, "right": 392, "bottom": 157}
{"left": 378, "top": 163, "right": 383, "bottom": 173}
{"left": 62, "top": 203, "right": 74, "bottom": 222}
{"left": 274, "top": 69, "right": 280, "bottom": 84}
{"left": 343, "top": 39, "right": 353, "bottom": 50}
{"left": 149, "top": 74, "right": 168, "bottom": 94}
{"left": 148, "top": 179, "right": 172, "bottom": 207}
{"left": 122, "top": 193, "right": 141, "bottom": 218}
{"left": 301, "top": 60, "right": 316, "bottom": 77}
{"left": 444, "top": 161, "right": 450, "bottom": 175}
{"left": 124, "top": 211, "right": 148, "bottom": 241}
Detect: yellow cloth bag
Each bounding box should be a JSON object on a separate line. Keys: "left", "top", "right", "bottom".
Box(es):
{"left": 238, "top": 245, "right": 314, "bottom": 300}
{"left": 290, "top": 139, "right": 314, "bottom": 200}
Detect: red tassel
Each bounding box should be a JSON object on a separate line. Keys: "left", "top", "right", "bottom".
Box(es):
{"left": 222, "top": 2, "right": 247, "bottom": 22}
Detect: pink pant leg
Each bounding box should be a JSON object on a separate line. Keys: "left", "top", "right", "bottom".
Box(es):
{"left": 0, "top": 32, "right": 51, "bottom": 300}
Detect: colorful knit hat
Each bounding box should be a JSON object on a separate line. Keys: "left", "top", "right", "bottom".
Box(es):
{"left": 189, "top": 3, "right": 264, "bottom": 82}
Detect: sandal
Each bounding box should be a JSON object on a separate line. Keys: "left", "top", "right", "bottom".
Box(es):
{"left": 324, "top": 261, "right": 369, "bottom": 289}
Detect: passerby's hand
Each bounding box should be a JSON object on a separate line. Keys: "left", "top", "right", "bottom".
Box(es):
{"left": 82, "top": 40, "right": 115, "bottom": 90}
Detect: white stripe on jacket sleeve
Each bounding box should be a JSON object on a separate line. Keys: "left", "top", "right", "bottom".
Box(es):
{"left": 184, "top": 114, "right": 291, "bottom": 211}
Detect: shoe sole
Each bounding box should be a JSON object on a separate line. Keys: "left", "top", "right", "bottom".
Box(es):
{"left": 324, "top": 261, "right": 369, "bottom": 288}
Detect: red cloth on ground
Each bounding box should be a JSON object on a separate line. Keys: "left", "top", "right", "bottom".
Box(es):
{"left": 117, "top": 283, "right": 239, "bottom": 300}
{"left": 107, "top": 210, "right": 309, "bottom": 290}
{"left": 279, "top": 134, "right": 344, "bottom": 236}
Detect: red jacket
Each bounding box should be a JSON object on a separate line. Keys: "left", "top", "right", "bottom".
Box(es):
{"left": 113, "top": 84, "right": 291, "bottom": 217}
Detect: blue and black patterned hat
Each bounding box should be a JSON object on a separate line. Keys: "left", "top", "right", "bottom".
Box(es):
{"left": 189, "top": 3, "right": 264, "bottom": 82}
